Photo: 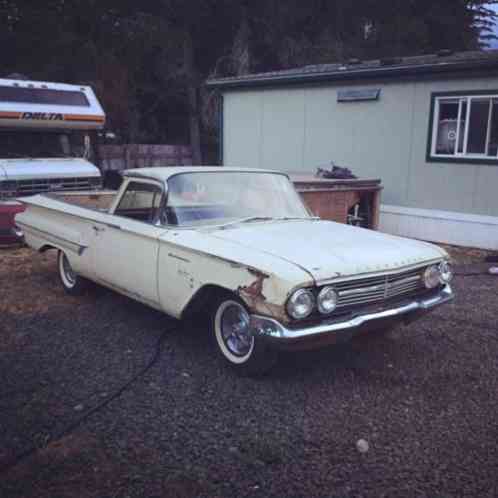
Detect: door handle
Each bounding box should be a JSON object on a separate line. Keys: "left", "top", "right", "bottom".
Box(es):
{"left": 92, "top": 225, "right": 105, "bottom": 233}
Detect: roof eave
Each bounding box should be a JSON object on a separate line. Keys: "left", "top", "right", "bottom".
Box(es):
{"left": 206, "top": 59, "right": 498, "bottom": 90}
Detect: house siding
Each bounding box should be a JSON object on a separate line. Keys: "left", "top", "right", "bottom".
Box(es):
{"left": 222, "top": 76, "right": 498, "bottom": 218}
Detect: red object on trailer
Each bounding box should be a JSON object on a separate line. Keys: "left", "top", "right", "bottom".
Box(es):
{"left": 0, "top": 202, "right": 25, "bottom": 245}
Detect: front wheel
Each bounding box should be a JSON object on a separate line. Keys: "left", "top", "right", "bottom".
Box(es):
{"left": 57, "top": 250, "right": 90, "bottom": 296}
{"left": 211, "top": 296, "right": 277, "bottom": 376}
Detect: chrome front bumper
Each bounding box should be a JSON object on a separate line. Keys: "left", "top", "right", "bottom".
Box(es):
{"left": 250, "top": 285, "right": 453, "bottom": 349}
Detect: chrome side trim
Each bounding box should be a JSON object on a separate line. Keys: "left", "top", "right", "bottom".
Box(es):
{"left": 17, "top": 220, "right": 88, "bottom": 255}
{"left": 252, "top": 285, "right": 453, "bottom": 344}
{"left": 95, "top": 277, "right": 162, "bottom": 311}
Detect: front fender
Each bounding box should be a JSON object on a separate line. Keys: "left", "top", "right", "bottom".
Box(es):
{"left": 157, "top": 239, "right": 306, "bottom": 324}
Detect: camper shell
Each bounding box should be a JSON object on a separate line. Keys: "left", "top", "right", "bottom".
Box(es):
{"left": 0, "top": 78, "right": 105, "bottom": 244}
{"left": 0, "top": 78, "right": 105, "bottom": 130}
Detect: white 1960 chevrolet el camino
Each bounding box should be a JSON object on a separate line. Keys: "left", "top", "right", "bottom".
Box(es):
{"left": 16, "top": 167, "right": 454, "bottom": 375}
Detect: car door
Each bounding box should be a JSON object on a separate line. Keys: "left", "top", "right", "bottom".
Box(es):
{"left": 92, "top": 179, "right": 166, "bottom": 309}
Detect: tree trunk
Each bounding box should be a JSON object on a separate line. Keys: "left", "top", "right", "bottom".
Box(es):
{"left": 232, "top": 5, "right": 251, "bottom": 75}
{"left": 184, "top": 32, "right": 202, "bottom": 164}
{"left": 187, "top": 84, "right": 202, "bottom": 164}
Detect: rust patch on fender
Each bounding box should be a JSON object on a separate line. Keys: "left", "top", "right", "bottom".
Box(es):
{"left": 238, "top": 269, "right": 290, "bottom": 324}
{"left": 239, "top": 268, "right": 268, "bottom": 300}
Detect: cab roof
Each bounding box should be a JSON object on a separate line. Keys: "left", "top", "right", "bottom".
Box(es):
{"left": 122, "top": 166, "right": 287, "bottom": 183}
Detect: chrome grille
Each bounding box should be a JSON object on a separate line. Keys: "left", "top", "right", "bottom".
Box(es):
{"left": 0, "top": 177, "right": 101, "bottom": 197}
{"left": 333, "top": 266, "right": 427, "bottom": 309}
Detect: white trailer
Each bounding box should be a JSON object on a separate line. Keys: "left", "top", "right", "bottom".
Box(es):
{"left": 0, "top": 78, "right": 106, "bottom": 243}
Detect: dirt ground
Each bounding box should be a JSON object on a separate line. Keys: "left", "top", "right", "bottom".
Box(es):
{"left": 439, "top": 243, "right": 496, "bottom": 265}
{"left": 1, "top": 244, "right": 497, "bottom": 498}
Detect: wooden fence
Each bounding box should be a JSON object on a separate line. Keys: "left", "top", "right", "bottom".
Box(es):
{"left": 98, "top": 144, "right": 193, "bottom": 171}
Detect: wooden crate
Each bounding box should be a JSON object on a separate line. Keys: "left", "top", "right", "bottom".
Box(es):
{"left": 291, "top": 175, "right": 383, "bottom": 229}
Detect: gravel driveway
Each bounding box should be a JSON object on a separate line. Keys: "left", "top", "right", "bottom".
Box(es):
{"left": 1, "top": 247, "right": 497, "bottom": 498}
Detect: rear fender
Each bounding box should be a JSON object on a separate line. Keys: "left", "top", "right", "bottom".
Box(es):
{"left": 16, "top": 205, "right": 90, "bottom": 274}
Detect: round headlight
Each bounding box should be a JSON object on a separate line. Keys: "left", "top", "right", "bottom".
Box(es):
{"left": 287, "top": 289, "right": 315, "bottom": 320}
{"left": 423, "top": 265, "right": 441, "bottom": 289}
{"left": 439, "top": 261, "right": 453, "bottom": 284}
{"left": 317, "top": 286, "right": 338, "bottom": 314}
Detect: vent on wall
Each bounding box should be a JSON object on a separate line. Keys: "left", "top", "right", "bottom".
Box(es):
{"left": 337, "top": 88, "right": 381, "bottom": 102}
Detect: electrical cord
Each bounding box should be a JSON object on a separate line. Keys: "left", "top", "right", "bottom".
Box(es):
{"left": 0, "top": 327, "right": 172, "bottom": 475}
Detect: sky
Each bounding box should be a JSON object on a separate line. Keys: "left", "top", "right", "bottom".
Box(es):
{"left": 488, "top": 3, "right": 498, "bottom": 48}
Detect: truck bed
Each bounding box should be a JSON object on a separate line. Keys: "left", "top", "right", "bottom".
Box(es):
{"left": 1, "top": 190, "right": 116, "bottom": 246}
{"left": 15, "top": 189, "right": 124, "bottom": 259}
{"left": 49, "top": 190, "right": 117, "bottom": 211}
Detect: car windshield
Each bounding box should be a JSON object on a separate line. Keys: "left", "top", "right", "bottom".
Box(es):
{"left": 0, "top": 130, "right": 95, "bottom": 159}
{"left": 165, "top": 171, "right": 311, "bottom": 227}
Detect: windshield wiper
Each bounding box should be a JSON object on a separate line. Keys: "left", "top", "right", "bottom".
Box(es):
{"left": 218, "top": 216, "right": 274, "bottom": 229}
{"left": 239, "top": 216, "right": 276, "bottom": 223}
{"left": 272, "top": 216, "right": 319, "bottom": 221}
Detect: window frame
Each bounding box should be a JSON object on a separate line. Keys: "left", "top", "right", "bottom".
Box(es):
{"left": 113, "top": 178, "right": 166, "bottom": 225}
{"left": 0, "top": 85, "right": 90, "bottom": 106}
{"left": 427, "top": 90, "right": 498, "bottom": 166}
{"left": 163, "top": 170, "right": 311, "bottom": 228}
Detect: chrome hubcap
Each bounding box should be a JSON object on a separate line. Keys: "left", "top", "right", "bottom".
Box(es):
{"left": 62, "top": 254, "right": 76, "bottom": 285}
{"left": 220, "top": 303, "right": 253, "bottom": 357}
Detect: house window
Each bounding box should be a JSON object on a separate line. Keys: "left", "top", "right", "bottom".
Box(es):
{"left": 429, "top": 93, "right": 498, "bottom": 161}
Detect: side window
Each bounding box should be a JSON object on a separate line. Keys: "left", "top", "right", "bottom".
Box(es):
{"left": 115, "top": 181, "right": 163, "bottom": 223}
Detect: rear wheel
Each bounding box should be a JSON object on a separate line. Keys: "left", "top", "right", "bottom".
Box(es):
{"left": 211, "top": 295, "right": 277, "bottom": 376}
{"left": 57, "top": 250, "right": 89, "bottom": 296}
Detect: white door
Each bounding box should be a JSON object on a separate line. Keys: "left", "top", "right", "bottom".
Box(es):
{"left": 92, "top": 180, "right": 166, "bottom": 309}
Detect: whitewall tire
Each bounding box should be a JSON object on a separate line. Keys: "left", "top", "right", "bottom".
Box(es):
{"left": 210, "top": 295, "right": 277, "bottom": 376}
{"left": 57, "top": 250, "right": 89, "bottom": 296}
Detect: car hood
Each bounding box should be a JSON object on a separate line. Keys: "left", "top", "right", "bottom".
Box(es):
{"left": 207, "top": 219, "right": 447, "bottom": 282}
{"left": 0, "top": 158, "right": 101, "bottom": 180}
